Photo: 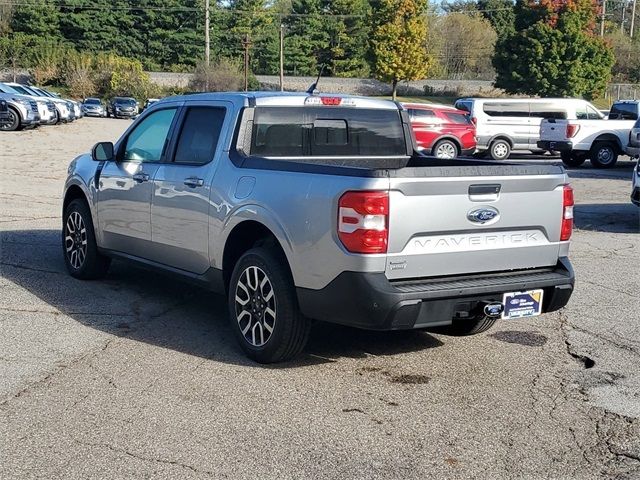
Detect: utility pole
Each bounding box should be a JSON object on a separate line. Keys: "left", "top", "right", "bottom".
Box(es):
{"left": 601, "top": 0, "right": 606, "bottom": 36}
{"left": 621, "top": 0, "right": 627, "bottom": 33}
{"left": 204, "top": 0, "right": 210, "bottom": 66}
{"left": 279, "top": 23, "right": 284, "bottom": 92}
{"left": 632, "top": 0, "right": 637, "bottom": 37}
{"left": 242, "top": 34, "right": 252, "bottom": 92}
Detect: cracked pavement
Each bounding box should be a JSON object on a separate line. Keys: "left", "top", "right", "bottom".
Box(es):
{"left": 1, "top": 118, "right": 639, "bottom": 479}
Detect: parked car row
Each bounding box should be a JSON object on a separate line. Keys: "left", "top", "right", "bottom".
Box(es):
{"left": 81, "top": 97, "right": 161, "bottom": 119}
{"left": 0, "top": 82, "right": 83, "bottom": 131}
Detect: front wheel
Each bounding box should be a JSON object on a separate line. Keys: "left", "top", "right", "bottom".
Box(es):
{"left": 0, "top": 107, "right": 21, "bottom": 131}
{"left": 62, "top": 199, "right": 111, "bottom": 279}
{"left": 590, "top": 142, "right": 618, "bottom": 168}
{"left": 228, "top": 247, "right": 310, "bottom": 363}
{"left": 432, "top": 139, "right": 459, "bottom": 159}
{"left": 561, "top": 151, "right": 587, "bottom": 168}
{"left": 489, "top": 139, "right": 511, "bottom": 160}
{"left": 438, "top": 316, "right": 497, "bottom": 336}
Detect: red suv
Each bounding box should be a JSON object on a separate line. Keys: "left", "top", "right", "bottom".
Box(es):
{"left": 404, "top": 103, "right": 477, "bottom": 158}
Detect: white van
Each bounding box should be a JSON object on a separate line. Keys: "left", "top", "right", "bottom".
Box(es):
{"left": 454, "top": 98, "right": 604, "bottom": 160}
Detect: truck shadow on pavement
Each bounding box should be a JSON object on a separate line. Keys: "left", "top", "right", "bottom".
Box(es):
{"left": 1, "top": 229, "right": 443, "bottom": 368}
{"left": 574, "top": 203, "right": 639, "bottom": 233}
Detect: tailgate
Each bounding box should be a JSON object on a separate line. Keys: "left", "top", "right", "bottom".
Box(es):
{"left": 385, "top": 165, "right": 567, "bottom": 280}
{"left": 540, "top": 119, "right": 568, "bottom": 142}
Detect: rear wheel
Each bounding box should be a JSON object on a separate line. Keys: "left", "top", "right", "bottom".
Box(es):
{"left": 228, "top": 247, "right": 310, "bottom": 363}
{"left": 439, "top": 316, "right": 497, "bottom": 336}
{"left": 489, "top": 139, "right": 511, "bottom": 160}
{"left": 590, "top": 142, "right": 618, "bottom": 168}
{"left": 432, "top": 139, "right": 459, "bottom": 159}
{"left": 561, "top": 151, "right": 587, "bottom": 168}
{"left": 0, "top": 107, "right": 21, "bottom": 131}
{"left": 62, "top": 199, "right": 111, "bottom": 279}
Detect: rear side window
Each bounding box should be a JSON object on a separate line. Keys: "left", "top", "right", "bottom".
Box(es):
{"left": 250, "top": 107, "right": 406, "bottom": 157}
{"left": 483, "top": 102, "right": 529, "bottom": 117}
{"left": 173, "top": 107, "right": 225, "bottom": 165}
{"left": 444, "top": 112, "right": 472, "bottom": 124}
{"left": 529, "top": 103, "right": 567, "bottom": 119}
{"left": 609, "top": 103, "right": 638, "bottom": 120}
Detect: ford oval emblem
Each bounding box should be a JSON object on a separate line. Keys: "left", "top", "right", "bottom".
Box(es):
{"left": 467, "top": 206, "right": 500, "bottom": 225}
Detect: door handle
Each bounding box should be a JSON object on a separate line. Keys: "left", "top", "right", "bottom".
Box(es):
{"left": 133, "top": 173, "right": 150, "bottom": 183}
{"left": 184, "top": 177, "right": 204, "bottom": 188}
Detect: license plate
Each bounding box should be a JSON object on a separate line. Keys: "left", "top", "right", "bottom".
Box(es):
{"left": 549, "top": 142, "right": 556, "bottom": 150}
{"left": 501, "top": 289, "right": 544, "bottom": 320}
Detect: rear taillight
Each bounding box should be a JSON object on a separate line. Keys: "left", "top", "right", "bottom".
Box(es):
{"left": 566, "top": 123, "right": 580, "bottom": 138}
{"left": 338, "top": 191, "right": 389, "bottom": 254}
{"left": 561, "top": 184, "right": 574, "bottom": 241}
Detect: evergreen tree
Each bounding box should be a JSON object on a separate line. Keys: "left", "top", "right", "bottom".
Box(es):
{"left": 327, "top": 0, "right": 371, "bottom": 77}
{"left": 477, "top": 0, "right": 515, "bottom": 39}
{"left": 493, "top": 0, "right": 614, "bottom": 99}
{"left": 283, "top": 0, "right": 330, "bottom": 76}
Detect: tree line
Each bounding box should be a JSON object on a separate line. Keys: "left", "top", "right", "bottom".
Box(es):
{"left": 1, "top": 0, "right": 637, "bottom": 100}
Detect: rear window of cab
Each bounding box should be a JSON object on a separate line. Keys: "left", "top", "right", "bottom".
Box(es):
{"left": 250, "top": 107, "right": 406, "bottom": 157}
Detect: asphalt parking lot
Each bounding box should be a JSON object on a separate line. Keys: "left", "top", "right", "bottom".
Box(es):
{"left": 1, "top": 118, "right": 639, "bottom": 479}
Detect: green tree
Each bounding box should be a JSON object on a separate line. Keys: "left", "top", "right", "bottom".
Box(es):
{"left": 10, "top": 0, "right": 61, "bottom": 38}
{"left": 371, "top": 0, "right": 430, "bottom": 99}
{"left": 327, "top": 0, "right": 371, "bottom": 77}
{"left": 494, "top": 0, "right": 614, "bottom": 99}
{"left": 283, "top": 0, "right": 330, "bottom": 76}
{"left": 477, "top": 0, "right": 515, "bottom": 39}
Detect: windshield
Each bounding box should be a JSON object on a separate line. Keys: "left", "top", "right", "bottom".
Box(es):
{"left": 85, "top": 98, "right": 101, "bottom": 104}
{"left": 0, "top": 83, "right": 22, "bottom": 95}
{"left": 249, "top": 107, "right": 406, "bottom": 157}
{"left": 6, "top": 85, "right": 32, "bottom": 96}
{"left": 115, "top": 98, "right": 136, "bottom": 105}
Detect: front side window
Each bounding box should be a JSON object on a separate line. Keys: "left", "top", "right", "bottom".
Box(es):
{"left": 173, "top": 107, "right": 226, "bottom": 165}
{"left": 124, "top": 108, "right": 177, "bottom": 162}
{"left": 409, "top": 109, "right": 436, "bottom": 121}
{"left": 250, "top": 107, "right": 406, "bottom": 157}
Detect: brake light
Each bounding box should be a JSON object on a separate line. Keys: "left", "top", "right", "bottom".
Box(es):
{"left": 561, "top": 184, "right": 574, "bottom": 241}
{"left": 304, "top": 96, "right": 356, "bottom": 106}
{"left": 338, "top": 191, "right": 389, "bottom": 254}
{"left": 566, "top": 123, "right": 580, "bottom": 138}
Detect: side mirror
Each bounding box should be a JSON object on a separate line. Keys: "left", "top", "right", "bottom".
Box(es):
{"left": 92, "top": 142, "right": 114, "bottom": 162}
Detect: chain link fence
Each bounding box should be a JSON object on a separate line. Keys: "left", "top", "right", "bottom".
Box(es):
{"left": 605, "top": 83, "right": 640, "bottom": 103}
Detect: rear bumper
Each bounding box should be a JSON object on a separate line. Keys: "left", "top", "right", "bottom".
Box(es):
{"left": 297, "top": 258, "right": 575, "bottom": 330}
{"left": 537, "top": 140, "right": 573, "bottom": 151}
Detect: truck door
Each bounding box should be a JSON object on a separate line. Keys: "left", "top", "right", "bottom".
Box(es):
{"left": 150, "top": 102, "right": 230, "bottom": 274}
{"left": 97, "top": 107, "right": 178, "bottom": 258}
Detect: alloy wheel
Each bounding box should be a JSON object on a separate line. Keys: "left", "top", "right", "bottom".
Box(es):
{"left": 234, "top": 266, "right": 276, "bottom": 347}
{"left": 435, "top": 142, "right": 457, "bottom": 159}
{"left": 597, "top": 146, "right": 614, "bottom": 165}
{"left": 0, "top": 110, "right": 17, "bottom": 131}
{"left": 64, "top": 211, "right": 87, "bottom": 270}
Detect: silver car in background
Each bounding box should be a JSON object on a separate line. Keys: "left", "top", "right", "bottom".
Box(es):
{"left": 0, "top": 91, "right": 40, "bottom": 131}
{"left": 0, "top": 82, "right": 56, "bottom": 125}
{"left": 82, "top": 98, "right": 106, "bottom": 117}
{"left": 13, "top": 84, "right": 72, "bottom": 123}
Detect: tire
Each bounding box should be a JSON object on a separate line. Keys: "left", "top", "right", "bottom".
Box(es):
{"left": 62, "top": 199, "right": 111, "bottom": 280}
{"left": 432, "top": 139, "right": 459, "bottom": 159}
{"left": 228, "top": 247, "right": 310, "bottom": 363}
{"left": 561, "top": 151, "right": 587, "bottom": 168}
{"left": 439, "top": 316, "right": 497, "bottom": 336}
{"left": 590, "top": 142, "right": 618, "bottom": 169}
{"left": 489, "top": 139, "right": 511, "bottom": 160}
{"left": 0, "top": 107, "right": 21, "bottom": 131}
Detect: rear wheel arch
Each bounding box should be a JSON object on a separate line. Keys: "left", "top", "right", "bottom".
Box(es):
{"left": 222, "top": 220, "right": 293, "bottom": 292}
{"left": 593, "top": 134, "right": 623, "bottom": 153}
{"left": 489, "top": 135, "right": 513, "bottom": 147}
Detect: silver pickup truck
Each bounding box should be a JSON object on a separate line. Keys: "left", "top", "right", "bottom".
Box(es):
{"left": 63, "top": 93, "right": 575, "bottom": 363}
